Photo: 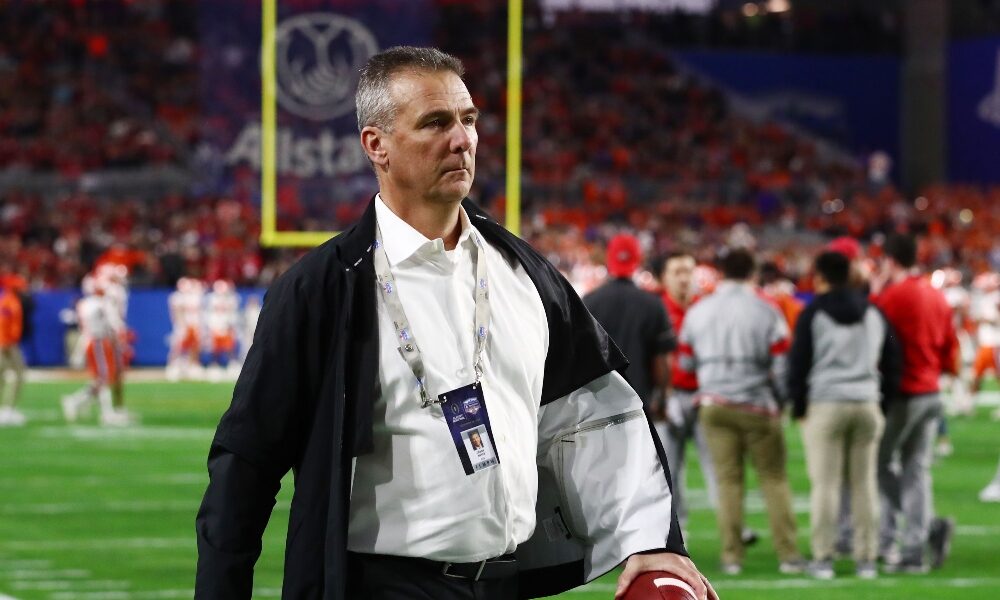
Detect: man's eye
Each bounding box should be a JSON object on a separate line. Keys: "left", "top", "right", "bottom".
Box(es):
{"left": 463, "top": 116, "right": 477, "bottom": 126}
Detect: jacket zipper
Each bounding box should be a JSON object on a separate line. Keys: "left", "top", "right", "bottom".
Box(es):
{"left": 551, "top": 409, "right": 645, "bottom": 539}
{"left": 556, "top": 409, "right": 644, "bottom": 442}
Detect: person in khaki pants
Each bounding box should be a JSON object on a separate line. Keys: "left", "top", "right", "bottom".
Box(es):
{"left": 788, "top": 252, "right": 901, "bottom": 579}
{"left": 679, "top": 248, "right": 805, "bottom": 575}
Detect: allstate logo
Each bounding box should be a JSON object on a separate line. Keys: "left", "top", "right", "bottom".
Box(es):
{"left": 274, "top": 13, "right": 378, "bottom": 121}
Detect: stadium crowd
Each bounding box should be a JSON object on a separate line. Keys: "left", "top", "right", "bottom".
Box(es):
{"left": 0, "top": 0, "right": 197, "bottom": 175}
{"left": 2, "top": 0, "right": 998, "bottom": 295}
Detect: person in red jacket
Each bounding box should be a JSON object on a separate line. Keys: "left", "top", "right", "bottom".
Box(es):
{"left": 655, "top": 251, "right": 709, "bottom": 530}
{"left": 871, "top": 233, "right": 957, "bottom": 573}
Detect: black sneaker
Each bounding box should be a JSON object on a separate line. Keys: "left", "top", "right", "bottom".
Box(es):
{"left": 928, "top": 516, "right": 955, "bottom": 569}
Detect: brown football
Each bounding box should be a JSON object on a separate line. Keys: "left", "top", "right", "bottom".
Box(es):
{"left": 621, "top": 571, "right": 698, "bottom": 600}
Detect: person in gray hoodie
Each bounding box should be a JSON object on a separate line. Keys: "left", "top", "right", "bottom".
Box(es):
{"left": 788, "top": 251, "right": 901, "bottom": 579}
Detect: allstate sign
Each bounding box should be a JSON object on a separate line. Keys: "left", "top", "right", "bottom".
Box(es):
{"left": 274, "top": 13, "right": 379, "bottom": 122}
{"left": 197, "top": 0, "right": 431, "bottom": 221}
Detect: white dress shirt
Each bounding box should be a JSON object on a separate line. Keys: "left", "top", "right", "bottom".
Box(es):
{"left": 347, "top": 195, "right": 549, "bottom": 562}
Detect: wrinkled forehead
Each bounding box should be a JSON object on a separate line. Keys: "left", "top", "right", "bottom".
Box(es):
{"left": 388, "top": 69, "right": 474, "bottom": 114}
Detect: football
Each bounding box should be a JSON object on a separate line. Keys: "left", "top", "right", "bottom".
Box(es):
{"left": 621, "top": 571, "right": 698, "bottom": 600}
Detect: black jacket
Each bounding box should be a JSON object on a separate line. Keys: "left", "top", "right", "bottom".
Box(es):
{"left": 584, "top": 278, "right": 675, "bottom": 404}
{"left": 195, "top": 198, "right": 685, "bottom": 599}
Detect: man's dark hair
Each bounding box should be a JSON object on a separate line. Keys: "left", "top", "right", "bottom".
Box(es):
{"left": 719, "top": 247, "right": 756, "bottom": 280}
{"left": 814, "top": 251, "right": 850, "bottom": 288}
{"left": 651, "top": 250, "right": 694, "bottom": 277}
{"left": 356, "top": 46, "right": 465, "bottom": 133}
{"left": 883, "top": 233, "right": 917, "bottom": 268}
{"left": 759, "top": 261, "right": 785, "bottom": 286}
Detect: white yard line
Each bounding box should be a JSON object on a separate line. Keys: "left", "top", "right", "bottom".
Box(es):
{"left": 0, "top": 501, "right": 199, "bottom": 515}
{"left": 0, "top": 500, "right": 289, "bottom": 516}
{"left": 0, "top": 538, "right": 192, "bottom": 552}
{"left": 27, "top": 369, "right": 168, "bottom": 383}
{"left": 682, "top": 524, "right": 1000, "bottom": 543}
{"left": 715, "top": 577, "right": 1000, "bottom": 589}
{"left": 0, "top": 473, "right": 205, "bottom": 488}
{"left": 36, "top": 426, "right": 216, "bottom": 441}
{"left": 0, "top": 561, "right": 50, "bottom": 570}
{"left": 571, "top": 577, "right": 1000, "bottom": 593}
{"left": 4, "top": 570, "right": 89, "bottom": 580}
{"left": 11, "top": 580, "right": 129, "bottom": 591}
{"left": 955, "top": 524, "right": 1000, "bottom": 535}
{"left": 49, "top": 588, "right": 281, "bottom": 600}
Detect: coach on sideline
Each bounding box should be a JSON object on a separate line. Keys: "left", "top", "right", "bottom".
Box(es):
{"left": 195, "top": 46, "right": 717, "bottom": 600}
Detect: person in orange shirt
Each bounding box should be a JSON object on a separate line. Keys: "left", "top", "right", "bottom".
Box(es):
{"left": 0, "top": 285, "right": 26, "bottom": 426}
{"left": 760, "top": 261, "right": 804, "bottom": 331}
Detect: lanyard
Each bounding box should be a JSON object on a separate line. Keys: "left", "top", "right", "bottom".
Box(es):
{"left": 372, "top": 222, "right": 491, "bottom": 409}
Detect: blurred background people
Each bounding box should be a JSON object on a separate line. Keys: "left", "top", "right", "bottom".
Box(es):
{"left": 61, "top": 275, "right": 131, "bottom": 426}
{"left": 584, "top": 234, "right": 675, "bottom": 415}
{"left": 872, "top": 234, "right": 958, "bottom": 572}
{"left": 679, "top": 248, "right": 804, "bottom": 575}
{"left": 656, "top": 251, "right": 717, "bottom": 532}
{"left": 0, "top": 283, "right": 27, "bottom": 426}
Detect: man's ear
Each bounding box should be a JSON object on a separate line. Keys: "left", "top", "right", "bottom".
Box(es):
{"left": 361, "top": 126, "right": 388, "bottom": 168}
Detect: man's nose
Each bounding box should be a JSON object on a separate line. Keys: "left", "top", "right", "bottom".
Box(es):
{"left": 449, "top": 123, "right": 473, "bottom": 153}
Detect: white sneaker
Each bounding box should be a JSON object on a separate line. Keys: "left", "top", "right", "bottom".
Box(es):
{"left": 61, "top": 395, "right": 80, "bottom": 422}
{"left": 779, "top": 559, "right": 808, "bottom": 574}
{"left": 856, "top": 561, "right": 878, "bottom": 579}
{"left": 100, "top": 409, "right": 135, "bottom": 427}
{"left": 980, "top": 481, "right": 1000, "bottom": 503}
{"left": 807, "top": 559, "right": 835, "bottom": 580}
{"left": 0, "top": 407, "right": 26, "bottom": 426}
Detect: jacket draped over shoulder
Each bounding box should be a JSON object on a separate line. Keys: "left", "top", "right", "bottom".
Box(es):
{"left": 195, "top": 198, "right": 685, "bottom": 599}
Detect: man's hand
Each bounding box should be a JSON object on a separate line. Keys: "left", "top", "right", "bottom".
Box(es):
{"left": 615, "top": 552, "right": 719, "bottom": 600}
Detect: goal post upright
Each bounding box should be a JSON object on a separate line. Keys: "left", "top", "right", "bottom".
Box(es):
{"left": 259, "top": 0, "right": 524, "bottom": 246}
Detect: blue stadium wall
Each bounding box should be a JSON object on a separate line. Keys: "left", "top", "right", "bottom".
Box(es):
{"left": 21, "top": 290, "right": 266, "bottom": 367}
{"left": 670, "top": 50, "right": 901, "bottom": 170}
{"left": 672, "top": 43, "right": 1000, "bottom": 186}
{"left": 948, "top": 37, "right": 1000, "bottom": 185}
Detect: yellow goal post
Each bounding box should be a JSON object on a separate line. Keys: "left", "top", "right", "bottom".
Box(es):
{"left": 259, "top": 0, "right": 523, "bottom": 247}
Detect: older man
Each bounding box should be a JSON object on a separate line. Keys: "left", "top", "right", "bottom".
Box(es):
{"left": 195, "top": 47, "right": 716, "bottom": 600}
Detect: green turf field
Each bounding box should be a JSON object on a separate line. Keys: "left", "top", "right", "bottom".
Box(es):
{"left": 1, "top": 378, "right": 999, "bottom": 599}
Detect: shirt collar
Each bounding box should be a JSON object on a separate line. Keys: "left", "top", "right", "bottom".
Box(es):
{"left": 374, "top": 194, "right": 475, "bottom": 266}
{"left": 717, "top": 280, "right": 754, "bottom": 292}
